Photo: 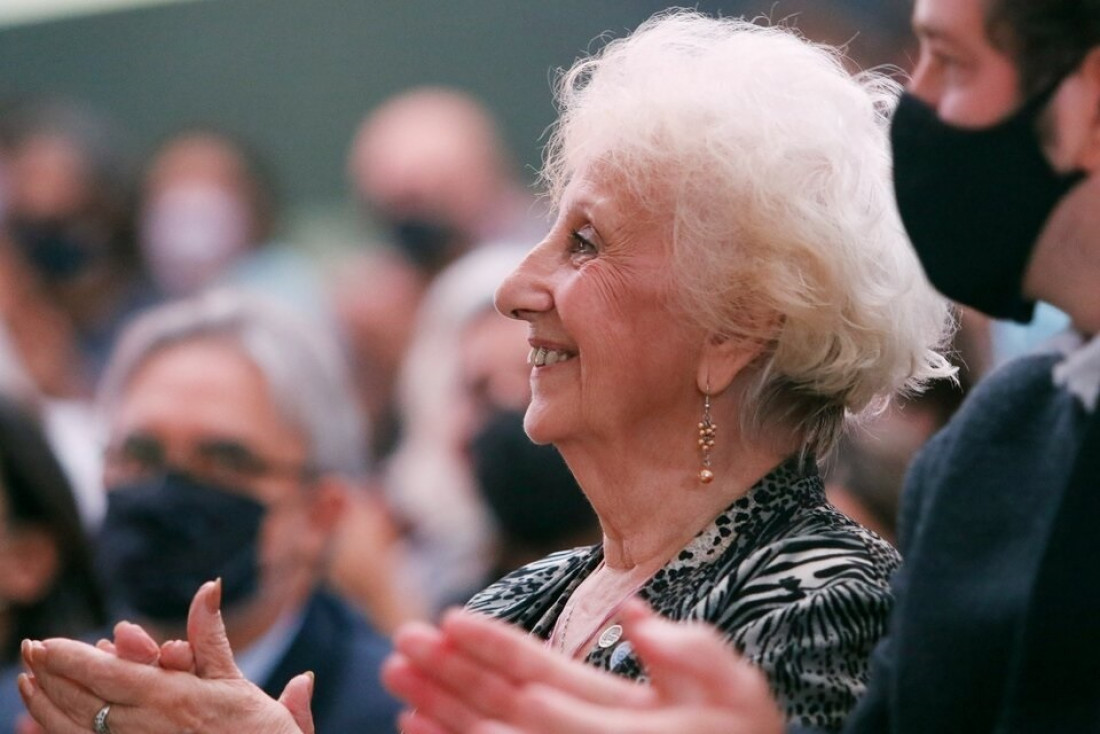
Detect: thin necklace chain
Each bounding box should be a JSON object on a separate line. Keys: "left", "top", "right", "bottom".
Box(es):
{"left": 553, "top": 562, "right": 649, "bottom": 657}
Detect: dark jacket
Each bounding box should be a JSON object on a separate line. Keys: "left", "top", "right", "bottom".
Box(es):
{"left": 810, "top": 352, "right": 1100, "bottom": 733}
{"left": 263, "top": 590, "right": 400, "bottom": 733}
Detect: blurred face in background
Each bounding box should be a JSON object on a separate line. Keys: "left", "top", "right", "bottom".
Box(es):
{"left": 140, "top": 134, "right": 261, "bottom": 296}
{"left": 349, "top": 90, "right": 507, "bottom": 272}
{"left": 456, "top": 308, "right": 531, "bottom": 449}
{"left": 101, "top": 339, "right": 335, "bottom": 641}
{"left": 6, "top": 134, "right": 116, "bottom": 282}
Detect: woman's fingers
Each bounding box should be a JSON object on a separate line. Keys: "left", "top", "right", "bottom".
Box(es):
{"left": 398, "top": 709, "right": 455, "bottom": 734}
{"left": 17, "top": 674, "right": 85, "bottom": 734}
{"left": 25, "top": 638, "right": 159, "bottom": 709}
{"left": 113, "top": 621, "right": 161, "bottom": 665}
{"left": 619, "top": 600, "right": 784, "bottom": 732}
{"left": 505, "top": 683, "right": 625, "bottom": 734}
{"left": 438, "top": 611, "right": 652, "bottom": 708}
{"left": 470, "top": 723, "right": 525, "bottom": 734}
{"left": 392, "top": 622, "right": 524, "bottom": 720}
{"left": 277, "top": 672, "right": 316, "bottom": 734}
{"left": 622, "top": 602, "right": 777, "bottom": 710}
{"left": 186, "top": 579, "right": 244, "bottom": 680}
{"left": 14, "top": 712, "right": 46, "bottom": 734}
{"left": 159, "top": 640, "right": 196, "bottom": 672}
{"left": 381, "top": 654, "right": 479, "bottom": 733}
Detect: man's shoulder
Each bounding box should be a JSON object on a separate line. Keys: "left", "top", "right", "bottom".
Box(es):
{"left": 287, "top": 591, "right": 401, "bottom": 732}
{"left": 915, "top": 351, "right": 1070, "bottom": 469}
{"left": 900, "top": 350, "right": 1085, "bottom": 551}
{"left": 299, "top": 590, "right": 391, "bottom": 659}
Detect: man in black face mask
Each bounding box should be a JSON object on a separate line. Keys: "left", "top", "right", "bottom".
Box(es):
{"left": 843, "top": 1, "right": 1100, "bottom": 731}
{"left": 68, "top": 290, "right": 400, "bottom": 733}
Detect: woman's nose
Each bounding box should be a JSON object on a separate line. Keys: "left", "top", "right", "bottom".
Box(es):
{"left": 494, "top": 242, "right": 554, "bottom": 320}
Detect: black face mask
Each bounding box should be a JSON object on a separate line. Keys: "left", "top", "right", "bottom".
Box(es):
{"left": 95, "top": 472, "right": 266, "bottom": 623}
{"left": 387, "top": 215, "right": 463, "bottom": 273}
{"left": 891, "top": 81, "right": 1086, "bottom": 323}
{"left": 9, "top": 219, "right": 103, "bottom": 281}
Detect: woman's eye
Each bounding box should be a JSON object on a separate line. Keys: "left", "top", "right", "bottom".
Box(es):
{"left": 569, "top": 227, "right": 598, "bottom": 257}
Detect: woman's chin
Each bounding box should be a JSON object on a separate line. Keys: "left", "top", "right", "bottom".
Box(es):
{"left": 522, "top": 405, "right": 563, "bottom": 446}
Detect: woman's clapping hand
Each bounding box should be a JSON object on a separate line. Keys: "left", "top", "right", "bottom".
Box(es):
{"left": 19, "top": 580, "right": 315, "bottom": 734}
{"left": 382, "top": 598, "right": 784, "bottom": 734}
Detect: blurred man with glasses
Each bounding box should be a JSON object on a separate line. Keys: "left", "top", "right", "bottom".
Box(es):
{"left": 88, "top": 289, "right": 399, "bottom": 733}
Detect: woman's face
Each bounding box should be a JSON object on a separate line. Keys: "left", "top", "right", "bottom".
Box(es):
{"left": 495, "top": 167, "right": 705, "bottom": 449}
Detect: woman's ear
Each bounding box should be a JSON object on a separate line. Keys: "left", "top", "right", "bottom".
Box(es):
{"left": 697, "top": 330, "right": 771, "bottom": 395}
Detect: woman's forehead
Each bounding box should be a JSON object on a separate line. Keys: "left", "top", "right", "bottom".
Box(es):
{"left": 557, "top": 163, "right": 671, "bottom": 225}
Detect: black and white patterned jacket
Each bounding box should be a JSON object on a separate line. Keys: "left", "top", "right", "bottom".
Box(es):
{"left": 467, "top": 457, "right": 899, "bottom": 732}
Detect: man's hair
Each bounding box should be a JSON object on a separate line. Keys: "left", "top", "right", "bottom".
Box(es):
{"left": 98, "top": 289, "right": 369, "bottom": 478}
{"left": 986, "top": 0, "right": 1100, "bottom": 94}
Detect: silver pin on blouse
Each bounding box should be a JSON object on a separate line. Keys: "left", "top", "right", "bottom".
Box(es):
{"left": 597, "top": 624, "right": 623, "bottom": 648}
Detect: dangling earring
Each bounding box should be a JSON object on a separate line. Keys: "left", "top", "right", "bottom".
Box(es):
{"left": 698, "top": 388, "right": 716, "bottom": 484}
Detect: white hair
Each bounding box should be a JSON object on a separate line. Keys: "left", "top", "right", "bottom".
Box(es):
{"left": 542, "top": 10, "right": 956, "bottom": 456}
{"left": 97, "top": 289, "right": 368, "bottom": 478}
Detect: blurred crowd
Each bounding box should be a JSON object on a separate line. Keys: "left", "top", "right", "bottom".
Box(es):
{"left": 0, "top": 23, "right": 1061, "bottom": 729}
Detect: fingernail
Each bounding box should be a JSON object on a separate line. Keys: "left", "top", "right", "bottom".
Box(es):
{"left": 20, "top": 640, "right": 30, "bottom": 666}
{"left": 205, "top": 578, "right": 223, "bottom": 614}
{"left": 28, "top": 641, "right": 46, "bottom": 664}
{"left": 306, "top": 670, "right": 315, "bottom": 695}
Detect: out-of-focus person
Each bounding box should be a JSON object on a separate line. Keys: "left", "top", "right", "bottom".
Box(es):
{"left": 343, "top": 244, "right": 527, "bottom": 617}
{"left": 336, "top": 87, "right": 541, "bottom": 461}
{"left": 18, "top": 10, "right": 956, "bottom": 734}
{"left": 0, "top": 394, "right": 106, "bottom": 661}
{"left": 0, "top": 394, "right": 107, "bottom": 734}
{"left": 94, "top": 291, "right": 400, "bottom": 732}
{"left": 0, "top": 99, "right": 152, "bottom": 392}
{"left": 139, "top": 127, "right": 333, "bottom": 327}
{"left": 0, "top": 99, "right": 153, "bottom": 526}
{"left": 469, "top": 408, "right": 599, "bottom": 582}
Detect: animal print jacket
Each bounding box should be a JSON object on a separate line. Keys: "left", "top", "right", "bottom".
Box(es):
{"left": 467, "top": 457, "right": 900, "bottom": 732}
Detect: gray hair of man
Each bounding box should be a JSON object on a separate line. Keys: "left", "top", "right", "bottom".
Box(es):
{"left": 97, "top": 289, "right": 368, "bottom": 479}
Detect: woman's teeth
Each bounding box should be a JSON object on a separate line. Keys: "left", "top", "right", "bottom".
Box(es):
{"left": 529, "top": 346, "right": 576, "bottom": 367}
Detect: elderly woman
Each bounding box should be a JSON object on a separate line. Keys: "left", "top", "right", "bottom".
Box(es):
{"left": 18, "top": 10, "right": 953, "bottom": 734}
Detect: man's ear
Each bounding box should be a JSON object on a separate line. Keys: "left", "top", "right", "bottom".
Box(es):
{"left": 1068, "top": 46, "right": 1100, "bottom": 172}
{"left": 306, "top": 476, "right": 350, "bottom": 536}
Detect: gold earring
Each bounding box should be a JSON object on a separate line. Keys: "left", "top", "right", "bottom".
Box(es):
{"left": 698, "top": 389, "right": 716, "bottom": 484}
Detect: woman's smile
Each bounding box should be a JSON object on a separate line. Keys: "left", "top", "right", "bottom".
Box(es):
{"left": 528, "top": 345, "right": 578, "bottom": 367}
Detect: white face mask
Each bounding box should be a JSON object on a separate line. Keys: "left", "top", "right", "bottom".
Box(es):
{"left": 140, "top": 183, "right": 252, "bottom": 296}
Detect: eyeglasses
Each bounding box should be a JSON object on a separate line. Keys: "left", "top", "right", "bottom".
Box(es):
{"left": 104, "top": 433, "right": 317, "bottom": 491}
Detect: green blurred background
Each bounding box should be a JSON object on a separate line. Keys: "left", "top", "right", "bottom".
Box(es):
{"left": 0, "top": 0, "right": 913, "bottom": 248}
